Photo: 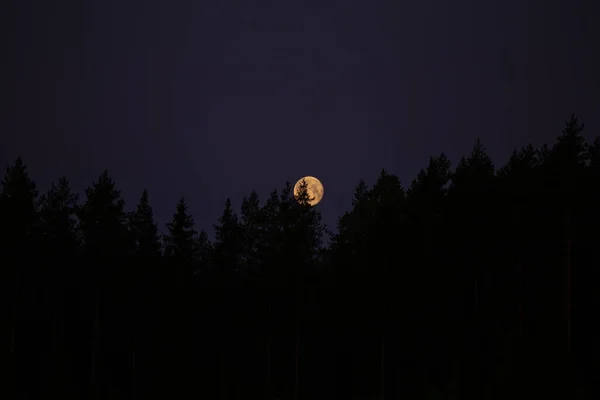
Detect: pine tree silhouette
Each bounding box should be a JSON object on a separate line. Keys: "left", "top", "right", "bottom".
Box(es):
{"left": 164, "top": 197, "right": 198, "bottom": 281}
{"left": 77, "top": 170, "right": 130, "bottom": 399}
{"left": 0, "top": 157, "right": 39, "bottom": 399}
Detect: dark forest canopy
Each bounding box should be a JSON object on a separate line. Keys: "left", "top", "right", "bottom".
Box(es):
{"left": 2, "top": 114, "right": 600, "bottom": 399}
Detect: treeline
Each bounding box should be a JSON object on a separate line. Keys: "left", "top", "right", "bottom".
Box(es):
{"left": 2, "top": 114, "right": 600, "bottom": 399}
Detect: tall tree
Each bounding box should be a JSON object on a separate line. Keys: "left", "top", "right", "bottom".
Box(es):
{"left": 212, "top": 198, "right": 244, "bottom": 399}
{"left": 406, "top": 154, "right": 453, "bottom": 393}
{"left": 161, "top": 197, "right": 200, "bottom": 398}
{"left": 77, "top": 170, "right": 129, "bottom": 398}
{"left": 256, "top": 189, "right": 281, "bottom": 399}
{"left": 0, "top": 157, "right": 39, "bottom": 398}
{"left": 37, "top": 176, "right": 80, "bottom": 395}
{"left": 580, "top": 134, "right": 600, "bottom": 391}
{"left": 285, "top": 179, "right": 326, "bottom": 400}
{"left": 449, "top": 138, "right": 495, "bottom": 314}
{"left": 330, "top": 179, "right": 370, "bottom": 399}
{"left": 128, "top": 189, "right": 161, "bottom": 400}
{"left": 448, "top": 138, "right": 496, "bottom": 398}
{"left": 371, "top": 170, "right": 407, "bottom": 400}
{"left": 0, "top": 156, "right": 39, "bottom": 346}
{"left": 546, "top": 114, "right": 588, "bottom": 377}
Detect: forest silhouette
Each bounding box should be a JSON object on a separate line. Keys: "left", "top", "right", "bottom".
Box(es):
{"left": 2, "top": 114, "right": 600, "bottom": 400}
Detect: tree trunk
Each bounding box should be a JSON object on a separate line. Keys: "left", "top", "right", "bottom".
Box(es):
{"left": 51, "top": 299, "right": 60, "bottom": 393}
{"left": 132, "top": 335, "right": 137, "bottom": 400}
{"left": 474, "top": 278, "right": 479, "bottom": 314}
{"left": 220, "top": 345, "right": 226, "bottom": 400}
{"left": 566, "top": 209, "right": 572, "bottom": 356}
{"left": 380, "top": 282, "right": 386, "bottom": 400}
{"left": 518, "top": 261, "right": 523, "bottom": 337}
{"left": 294, "top": 286, "right": 301, "bottom": 400}
{"left": 380, "top": 326, "right": 385, "bottom": 400}
{"left": 131, "top": 279, "right": 138, "bottom": 400}
{"left": 91, "top": 288, "right": 100, "bottom": 392}
{"left": 294, "top": 315, "right": 300, "bottom": 400}
{"left": 265, "top": 300, "right": 272, "bottom": 399}
{"left": 10, "top": 269, "right": 19, "bottom": 356}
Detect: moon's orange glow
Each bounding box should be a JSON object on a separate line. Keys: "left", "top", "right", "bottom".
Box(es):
{"left": 294, "top": 176, "right": 324, "bottom": 206}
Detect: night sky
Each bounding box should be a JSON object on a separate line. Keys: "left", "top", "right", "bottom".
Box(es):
{"left": 3, "top": 0, "right": 599, "bottom": 238}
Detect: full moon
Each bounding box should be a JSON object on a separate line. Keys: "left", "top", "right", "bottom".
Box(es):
{"left": 294, "top": 176, "right": 324, "bottom": 206}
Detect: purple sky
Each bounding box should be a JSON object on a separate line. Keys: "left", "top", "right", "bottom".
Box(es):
{"left": 2, "top": 0, "right": 599, "bottom": 238}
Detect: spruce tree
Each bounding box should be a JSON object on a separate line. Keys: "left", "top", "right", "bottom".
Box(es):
{"left": 78, "top": 170, "right": 128, "bottom": 263}
{"left": 77, "top": 170, "right": 129, "bottom": 397}
{"left": 37, "top": 176, "right": 80, "bottom": 395}
{"left": 0, "top": 157, "right": 39, "bottom": 399}
{"left": 128, "top": 189, "right": 161, "bottom": 399}
{"left": 164, "top": 197, "right": 198, "bottom": 282}
{"left": 130, "top": 190, "right": 160, "bottom": 260}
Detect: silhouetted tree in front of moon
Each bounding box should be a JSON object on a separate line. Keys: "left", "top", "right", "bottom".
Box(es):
{"left": 294, "top": 176, "right": 324, "bottom": 206}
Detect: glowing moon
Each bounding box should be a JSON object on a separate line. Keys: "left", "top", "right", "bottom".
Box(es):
{"left": 294, "top": 176, "right": 324, "bottom": 206}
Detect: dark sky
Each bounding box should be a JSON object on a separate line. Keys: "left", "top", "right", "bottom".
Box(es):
{"left": 2, "top": 0, "right": 599, "bottom": 238}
